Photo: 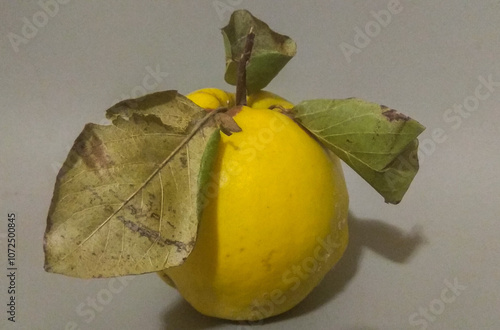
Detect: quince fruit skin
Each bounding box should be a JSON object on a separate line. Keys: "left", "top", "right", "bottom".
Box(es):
{"left": 159, "top": 88, "right": 349, "bottom": 321}
{"left": 184, "top": 88, "right": 236, "bottom": 110}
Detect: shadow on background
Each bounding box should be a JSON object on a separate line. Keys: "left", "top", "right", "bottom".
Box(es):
{"left": 162, "top": 211, "right": 426, "bottom": 329}
{"left": 162, "top": 299, "right": 228, "bottom": 330}
{"left": 271, "top": 211, "right": 427, "bottom": 323}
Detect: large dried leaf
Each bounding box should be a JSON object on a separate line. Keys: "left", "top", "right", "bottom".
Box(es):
{"left": 222, "top": 9, "right": 297, "bottom": 93}
{"left": 293, "top": 98, "right": 425, "bottom": 204}
{"left": 44, "top": 92, "right": 220, "bottom": 278}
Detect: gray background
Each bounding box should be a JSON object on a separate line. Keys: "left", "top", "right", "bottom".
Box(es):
{"left": 1, "top": 1, "right": 499, "bottom": 329}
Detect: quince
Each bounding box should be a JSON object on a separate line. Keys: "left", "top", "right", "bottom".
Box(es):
{"left": 159, "top": 88, "right": 349, "bottom": 321}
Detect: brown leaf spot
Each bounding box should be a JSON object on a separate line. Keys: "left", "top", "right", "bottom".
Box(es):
{"left": 74, "top": 129, "right": 114, "bottom": 169}
{"left": 179, "top": 155, "right": 187, "bottom": 168}
{"left": 127, "top": 205, "right": 138, "bottom": 215}
{"left": 118, "top": 216, "right": 194, "bottom": 252}
{"left": 381, "top": 106, "right": 410, "bottom": 122}
{"left": 119, "top": 215, "right": 161, "bottom": 240}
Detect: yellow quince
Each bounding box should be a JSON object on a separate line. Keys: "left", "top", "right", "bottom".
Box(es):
{"left": 158, "top": 88, "right": 349, "bottom": 321}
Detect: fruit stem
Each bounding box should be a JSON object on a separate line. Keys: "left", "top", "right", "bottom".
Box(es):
{"left": 235, "top": 27, "right": 255, "bottom": 106}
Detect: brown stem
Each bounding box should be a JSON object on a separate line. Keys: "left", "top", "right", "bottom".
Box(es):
{"left": 235, "top": 27, "right": 255, "bottom": 106}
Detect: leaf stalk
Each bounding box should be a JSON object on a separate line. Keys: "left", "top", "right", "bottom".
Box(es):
{"left": 235, "top": 27, "right": 255, "bottom": 106}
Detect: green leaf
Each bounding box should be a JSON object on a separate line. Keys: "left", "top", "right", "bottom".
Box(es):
{"left": 222, "top": 9, "right": 297, "bottom": 93}
{"left": 44, "top": 91, "right": 220, "bottom": 278}
{"left": 196, "top": 129, "right": 221, "bottom": 219}
{"left": 292, "top": 98, "right": 425, "bottom": 204}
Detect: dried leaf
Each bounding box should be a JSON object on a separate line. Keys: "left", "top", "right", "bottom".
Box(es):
{"left": 215, "top": 112, "right": 243, "bottom": 136}
{"left": 44, "top": 92, "right": 220, "bottom": 278}
{"left": 106, "top": 90, "right": 203, "bottom": 132}
{"left": 292, "top": 98, "right": 425, "bottom": 204}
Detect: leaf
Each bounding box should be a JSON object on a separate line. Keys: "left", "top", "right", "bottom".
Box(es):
{"left": 292, "top": 98, "right": 425, "bottom": 204}
{"left": 222, "top": 9, "right": 297, "bottom": 94}
{"left": 44, "top": 92, "right": 221, "bottom": 278}
{"left": 196, "top": 129, "right": 221, "bottom": 219}
{"left": 106, "top": 90, "right": 203, "bottom": 132}
{"left": 337, "top": 139, "right": 421, "bottom": 204}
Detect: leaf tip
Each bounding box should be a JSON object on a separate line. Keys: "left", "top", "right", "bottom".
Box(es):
{"left": 385, "top": 198, "right": 401, "bottom": 205}
{"left": 381, "top": 106, "right": 411, "bottom": 122}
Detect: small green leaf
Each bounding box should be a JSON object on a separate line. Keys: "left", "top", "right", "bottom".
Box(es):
{"left": 44, "top": 92, "right": 220, "bottom": 278}
{"left": 196, "top": 129, "right": 221, "bottom": 219}
{"left": 222, "top": 9, "right": 297, "bottom": 93}
{"left": 293, "top": 98, "right": 425, "bottom": 204}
